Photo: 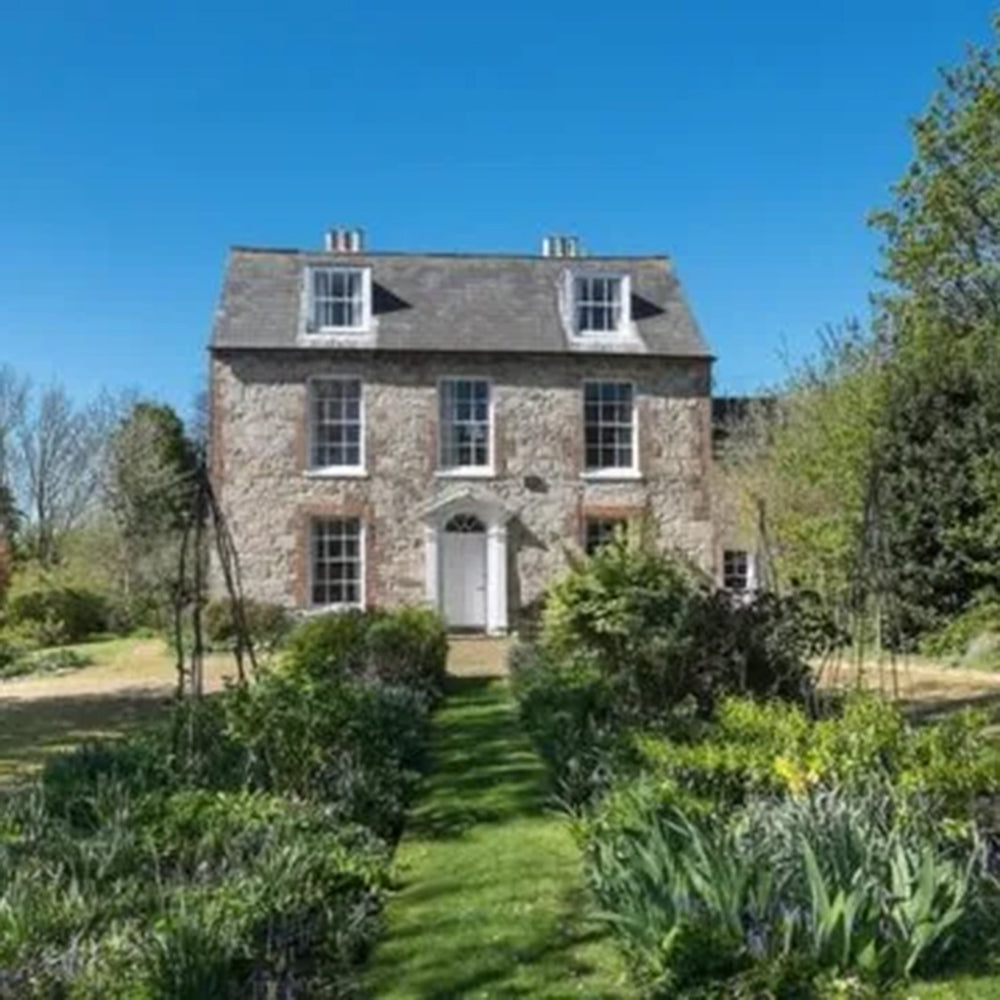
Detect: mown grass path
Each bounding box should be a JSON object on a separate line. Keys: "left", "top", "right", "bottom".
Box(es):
{"left": 366, "top": 676, "right": 629, "bottom": 999}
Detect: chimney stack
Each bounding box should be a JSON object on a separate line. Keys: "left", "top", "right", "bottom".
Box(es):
{"left": 325, "top": 227, "right": 365, "bottom": 253}
{"left": 542, "top": 235, "right": 581, "bottom": 258}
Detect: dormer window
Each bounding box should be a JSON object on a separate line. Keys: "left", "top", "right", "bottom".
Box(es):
{"left": 574, "top": 275, "right": 629, "bottom": 335}
{"left": 308, "top": 266, "right": 371, "bottom": 332}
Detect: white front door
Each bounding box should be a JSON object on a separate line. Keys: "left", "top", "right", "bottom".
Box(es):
{"left": 441, "top": 514, "right": 487, "bottom": 629}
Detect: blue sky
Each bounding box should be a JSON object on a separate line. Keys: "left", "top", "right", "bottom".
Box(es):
{"left": 1, "top": 0, "right": 996, "bottom": 419}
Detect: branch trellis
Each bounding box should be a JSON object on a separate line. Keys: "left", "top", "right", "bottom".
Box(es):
{"left": 172, "top": 460, "right": 257, "bottom": 700}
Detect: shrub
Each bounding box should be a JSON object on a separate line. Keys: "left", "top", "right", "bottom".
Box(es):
{"left": 541, "top": 542, "right": 711, "bottom": 714}
{"left": 0, "top": 790, "right": 389, "bottom": 998}
{"left": 284, "top": 609, "right": 371, "bottom": 680}
{"left": 538, "top": 543, "right": 819, "bottom": 725}
{"left": 510, "top": 641, "right": 626, "bottom": 809}
{"left": 0, "top": 646, "right": 92, "bottom": 680}
{"left": 585, "top": 786, "right": 991, "bottom": 995}
{"left": 363, "top": 606, "right": 448, "bottom": 702}
{"left": 42, "top": 671, "right": 430, "bottom": 843}
{"left": 203, "top": 597, "right": 293, "bottom": 655}
{"left": 0, "top": 628, "right": 31, "bottom": 672}
{"left": 283, "top": 606, "right": 448, "bottom": 703}
{"left": 0, "top": 599, "right": 443, "bottom": 997}
{"left": 4, "top": 585, "right": 110, "bottom": 645}
{"left": 633, "top": 693, "right": 1000, "bottom": 821}
{"left": 6, "top": 636, "right": 437, "bottom": 995}
{"left": 225, "top": 672, "right": 428, "bottom": 838}
{"left": 920, "top": 595, "right": 1000, "bottom": 664}
{"left": 513, "top": 545, "right": 829, "bottom": 806}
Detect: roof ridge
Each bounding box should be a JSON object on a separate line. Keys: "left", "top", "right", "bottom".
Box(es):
{"left": 228, "top": 245, "right": 671, "bottom": 261}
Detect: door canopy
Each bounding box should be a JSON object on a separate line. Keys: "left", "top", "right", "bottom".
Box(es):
{"left": 417, "top": 486, "right": 511, "bottom": 528}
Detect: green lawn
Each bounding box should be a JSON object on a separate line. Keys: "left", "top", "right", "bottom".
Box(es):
{"left": 0, "top": 636, "right": 234, "bottom": 782}
{"left": 366, "top": 676, "right": 631, "bottom": 999}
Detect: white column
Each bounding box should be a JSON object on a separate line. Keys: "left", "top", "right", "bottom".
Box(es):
{"left": 486, "top": 521, "right": 508, "bottom": 635}
{"left": 423, "top": 522, "right": 440, "bottom": 610}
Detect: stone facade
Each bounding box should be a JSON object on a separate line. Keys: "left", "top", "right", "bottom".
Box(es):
{"left": 211, "top": 349, "right": 714, "bottom": 626}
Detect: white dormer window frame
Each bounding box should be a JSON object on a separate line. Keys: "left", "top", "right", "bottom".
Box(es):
{"left": 570, "top": 272, "right": 631, "bottom": 337}
{"left": 304, "top": 265, "right": 372, "bottom": 334}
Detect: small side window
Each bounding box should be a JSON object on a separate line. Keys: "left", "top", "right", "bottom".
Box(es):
{"left": 585, "top": 517, "right": 629, "bottom": 555}
{"left": 723, "top": 550, "right": 750, "bottom": 592}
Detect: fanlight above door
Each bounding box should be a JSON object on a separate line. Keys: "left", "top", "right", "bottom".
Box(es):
{"left": 444, "top": 513, "right": 486, "bottom": 534}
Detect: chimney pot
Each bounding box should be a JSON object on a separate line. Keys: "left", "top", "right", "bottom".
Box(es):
{"left": 325, "top": 227, "right": 365, "bottom": 253}
{"left": 542, "top": 234, "right": 581, "bottom": 258}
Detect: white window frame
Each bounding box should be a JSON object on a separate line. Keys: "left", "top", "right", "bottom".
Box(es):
{"left": 436, "top": 376, "right": 495, "bottom": 478}
{"left": 584, "top": 516, "right": 630, "bottom": 555}
{"left": 304, "top": 266, "right": 372, "bottom": 334}
{"left": 570, "top": 272, "right": 631, "bottom": 337}
{"left": 582, "top": 380, "right": 640, "bottom": 479}
{"left": 305, "top": 376, "right": 366, "bottom": 477}
{"left": 308, "top": 517, "right": 366, "bottom": 610}
{"left": 723, "top": 549, "right": 751, "bottom": 593}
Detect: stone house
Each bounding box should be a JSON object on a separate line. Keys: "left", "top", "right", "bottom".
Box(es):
{"left": 209, "top": 229, "right": 714, "bottom": 634}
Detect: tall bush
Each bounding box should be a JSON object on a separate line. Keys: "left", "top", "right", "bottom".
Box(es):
{"left": 284, "top": 606, "right": 447, "bottom": 703}
{"left": 4, "top": 585, "right": 110, "bottom": 645}
{"left": 539, "top": 543, "right": 816, "bottom": 721}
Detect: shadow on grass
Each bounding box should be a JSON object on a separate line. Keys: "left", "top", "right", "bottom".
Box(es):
{"left": 904, "top": 689, "right": 1000, "bottom": 724}
{"left": 406, "top": 676, "right": 550, "bottom": 840}
{"left": 0, "top": 691, "right": 171, "bottom": 781}
{"left": 368, "top": 676, "right": 629, "bottom": 998}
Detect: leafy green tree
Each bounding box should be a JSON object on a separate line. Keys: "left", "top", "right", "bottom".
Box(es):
{"left": 869, "top": 17, "right": 1000, "bottom": 643}
{"left": 105, "top": 402, "right": 197, "bottom": 624}
{"left": 871, "top": 16, "right": 1000, "bottom": 331}
{"left": 721, "top": 324, "right": 885, "bottom": 609}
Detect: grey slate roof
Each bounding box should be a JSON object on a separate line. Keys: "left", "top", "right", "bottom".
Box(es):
{"left": 211, "top": 247, "right": 711, "bottom": 358}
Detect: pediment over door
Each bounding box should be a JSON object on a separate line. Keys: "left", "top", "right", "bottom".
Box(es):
{"left": 417, "top": 486, "right": 511, "bottom": 526}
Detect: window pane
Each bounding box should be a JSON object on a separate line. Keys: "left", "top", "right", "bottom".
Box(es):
{"left": 583, "top": 382, "right": 634, "bottom": 470}
{"left": 723, "top": 550, "right": 749, "bottom": 591}
{"left": 585, "top": 518, "right": 627, "bottom": 555}
{"left": 310, "top": 379, "right": 362, "bottom": 468}
{"left": 311, "top": 518, "right": 362, "bottom": 606}
{"left": 439, "top": 379, "right": 490, "bottom": 469}
{"left": 575, "top": 276, "right": 624, "bottom": 333}
{"left": 311, "top": 268, "right": 366, "bottom": 329}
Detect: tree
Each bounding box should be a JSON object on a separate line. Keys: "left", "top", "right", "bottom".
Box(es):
{"left": 721, "top": 324, "right": 886, "bottom": 610}
{"left": 9, "top": 383, "right": 113, "bottom": 566}
{"left": 104, "top": 402, "right": 197, "bottom": 622}
{"left": 868, "top": 16, "right": 1000, "bottom": 644}
{"left": 871, "top": 16, "right": 1000, "bottom": 331}
{"left": 0, "top": 366, "right": 27, "bottom": 520}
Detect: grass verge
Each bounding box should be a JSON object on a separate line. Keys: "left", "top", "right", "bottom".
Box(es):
{"left": 366, "top": 675, "right": 629, "bottom": 999}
